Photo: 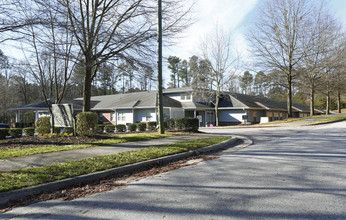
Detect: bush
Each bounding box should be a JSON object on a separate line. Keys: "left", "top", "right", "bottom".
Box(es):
{"left": 35, "top": 116, "right": 51, "bottom": 134}
{"left": 23, "top": 127, "right": 35, "bottom": 136}
{"left": 116, "top": 124, "right": 126, "bottom": 132}
{"left": 165, "top": 119, "right": 175, "bottom": 130}
{"left": 137, "top": 122, "right": 146, "bottom": 132}
{"left": 53, "top": 127, "right": 61, "bottom": 134}
{"left": 174, "top": 118, "right": 184, "bottom": 130}
{"left": 0, "top": 128, "right": 9, "bottom": 139}
{"left": 127, "top": 123, "right": 137, "bottom": 132}
{"left": 164, "top": 118, "right": 199, "bottom": 132}
{"left": 63, "top": 127, "right": 74, "bottom": 134}
{"left": 9, "top": 128, "right": 23, "bottom": 138}
{"left": 182, "top": 118, "right": 199, "bottom": 132}
{"left": 76, "top": 112, "right": 98, "bottom": 136}
{"left": 105, "top": 124, "right": 115, "bottom": 133}
{"left": 96, "top": 124, "right": 105, "bottom": 133}
{"left": 147, "top": 121, "right": 157, "bottom": 131}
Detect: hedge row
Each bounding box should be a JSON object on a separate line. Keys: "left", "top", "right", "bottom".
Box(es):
{"left": 165, "top": 118, "right": 199, "bottom": 132}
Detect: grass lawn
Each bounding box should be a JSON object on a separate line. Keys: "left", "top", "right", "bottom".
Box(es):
{"left": 0, "top": 132, "right": 185, "bottom": 159}
{"left": 264, "top": 115, "right": 322, "bottom": 124}
{"left": 0, "top": 137, "right": 230, "bottom": 192}
{"left": 312, "top": 115, "right": 346, "bottom": 124}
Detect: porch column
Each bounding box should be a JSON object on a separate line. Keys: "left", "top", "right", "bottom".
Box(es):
{"left": 15, "top": 110, "right": 20, "bottom": 123}
{"left": 194, "top": 110, "right": 196, "bottom": 118}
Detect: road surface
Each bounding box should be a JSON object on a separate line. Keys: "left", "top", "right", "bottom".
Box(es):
{"left": 2, "top": 121, "right": 346, "bottom": 219}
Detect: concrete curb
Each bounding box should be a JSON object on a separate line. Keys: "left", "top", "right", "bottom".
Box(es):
{"left": 0, "top": 137, "right": 243, "bottom": 208}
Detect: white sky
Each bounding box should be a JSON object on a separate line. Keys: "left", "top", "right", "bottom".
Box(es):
{"left": 163, "top": 0, "right": 346, "bottom": 81}
{"left": 1, "top": 0, "right": 346, "bottom": 86}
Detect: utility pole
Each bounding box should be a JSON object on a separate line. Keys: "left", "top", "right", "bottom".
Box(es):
{"left": 157, "top": 0, "right": 165, "bottom": 134}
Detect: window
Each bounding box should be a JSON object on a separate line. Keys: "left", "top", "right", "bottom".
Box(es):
{"left": 180, "top": 93, "right": 186, "bottom": 100}
{"left": 186, "top": 93, "right": 191, "bottom": 100}
{"left": 146, "top": 111, "right": 152, "bottom": 121}
{"left": 117, "top": 112, "right": 125, "bottom": 121}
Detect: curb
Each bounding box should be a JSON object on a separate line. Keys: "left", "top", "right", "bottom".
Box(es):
{"left": 0, "top": 137, "right": 242, "bottom": 208}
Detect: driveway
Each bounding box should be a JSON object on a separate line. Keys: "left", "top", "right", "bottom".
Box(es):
{"left": 2, "top": 121, "right": 346, "bottom": 219}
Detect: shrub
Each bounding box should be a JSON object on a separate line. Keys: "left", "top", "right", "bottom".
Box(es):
{"left": 9, "top": 128, "right": 23, "bottom": 138}
{"left": 164, "top": 118, "right": 199, "bottom": 132}
{"left": 23, "top": 127, "right": 35, "bottom": 136}
{"left": 35, "top": 116, "right": 51, "bottom": 134}
{"left": 147, "top": 121, "right": 157, "bottom": 131}
{"left": 63, "top": 127, "right": 74, "bottom": 134}
{"left": 53, "top": 127, "right": 61, "bottom": 134}
{"left": 76, "top": 112, "right": 98, "bottom": 136}
{"left": 174, "top": 118, "right": 184, "bottom": 130}
{"left": 105, "top": 124, "right": 115, "bottom": 133}
{"left": 165, "top": 119, "right": 175, "bottom": 130}
{"left": 137, "top": 122, "right": 146, "bottom": 132}
{"left": 0, "top": 128, "right": 9, "bottom": 139}
{"left": 116, "top": 124, "right": 126, "bottom": 132}
{"left": 127, "top": 123, "right": 137, "bottom": 132}
{"left": 96, "top": 124, "right": 105, "bottom": 133}
{"left": 182, "top": 118, "right": 199, "bottom": 132}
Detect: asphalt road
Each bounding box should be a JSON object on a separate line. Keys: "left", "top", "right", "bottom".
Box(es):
{"left": 2, "top": 121, "right": 346, "bottom": 219}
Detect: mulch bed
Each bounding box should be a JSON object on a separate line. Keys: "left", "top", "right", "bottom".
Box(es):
{"left": 0, "top": 135, "right": 113, "bottom": 149}
{"left": 0, "top": 154, "right": 220, "bottom": 213}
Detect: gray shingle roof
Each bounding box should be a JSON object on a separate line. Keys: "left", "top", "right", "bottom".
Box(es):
{"left": 9, "top": 91, "right": 182, "bottom": 111}
{"left": 221, "top": 93, "right": 310, "bottom": 112}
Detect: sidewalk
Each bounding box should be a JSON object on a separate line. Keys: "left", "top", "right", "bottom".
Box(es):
{"left": 0, "top": 133, "right": 224, "bottom": 172}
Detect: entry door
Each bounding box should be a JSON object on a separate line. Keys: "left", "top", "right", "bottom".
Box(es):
{"left": 206, "top": 111, "right": 215, "bottom": 126}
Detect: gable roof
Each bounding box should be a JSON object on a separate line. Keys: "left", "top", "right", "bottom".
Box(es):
{"left": 9, "top": 91, "right": 182, "bottom": 112}
{"left": 220, "top": 93, "right": 311, "bottom": 112}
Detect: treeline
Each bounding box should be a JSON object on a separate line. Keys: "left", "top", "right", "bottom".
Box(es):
{"left": 0, "top": 50, "right": 157, "bottom": 124}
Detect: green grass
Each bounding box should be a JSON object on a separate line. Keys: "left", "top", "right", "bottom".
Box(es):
{"left": 0, "top": 132, "right": 185, "bottom": 159}
{"left": 0, "top": 137, "right": 230, "bottom": 192}
{"left": 0, "top": 144, "right": 93, "bottom": 159}
{"left": 312, "top": 115, "right": 346, "bottom": 124}
{"left": 264, "top": 115, "right": 321, "bottom": 124}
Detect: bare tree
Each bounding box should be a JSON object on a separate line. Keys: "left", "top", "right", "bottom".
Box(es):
{"left": 198, "top": 24, "right": 239, "bottom": 126}
{"left": 57, "top": 0, "right": 195, "bottom": 111}
{"left": 17, "top": 0, "right": 76, "bottom": 130}
{"left": 299, "top": 7, "right": 340, "bottom": 116}
{"left": 249, "top": 0, "right": 314, "bottom": 117}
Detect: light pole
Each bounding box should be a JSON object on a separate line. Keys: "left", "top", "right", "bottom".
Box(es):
{"left": 157, "top": 0, "right": 165, "bottom": 134}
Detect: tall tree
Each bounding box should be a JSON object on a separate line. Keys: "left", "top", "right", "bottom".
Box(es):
{"left": 198, "top": 24, "right": 238, "bottom": 126}
{"left": 299, "top": 6, "right": 341, "bottom": 116}
{"left": 167, "top": 55, "right": 181, "bottom": 88}
{"left": 249, "top": 0, "right": 314, "bottom": 117}
{"left": 60, "top": 0, "right": 194, "bottom": 111}
{"left": 239, "top": 71, "right": 253, "bottom": 94}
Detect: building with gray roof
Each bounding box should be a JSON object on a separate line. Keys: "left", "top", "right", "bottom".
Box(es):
{"left": 9, "top": 87, "right": 317, "bottom": 127}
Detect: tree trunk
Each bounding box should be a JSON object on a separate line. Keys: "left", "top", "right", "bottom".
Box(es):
{"left": 287, "top": 74, "right": 293, "bottom": 117}
{"left": 215, "top": 91, "right": 220, "bottom": 126}
{"left": 309, "top": 81, "right": 315, "bottom": 116}
{"left": 83, "top": 61, "right": 93, "bottom": 112}
{"left": 337, "top": 90, "right": 341, "bottom": 114}
{"left": 326, "top": 92, "right": 330, "bottom": 115}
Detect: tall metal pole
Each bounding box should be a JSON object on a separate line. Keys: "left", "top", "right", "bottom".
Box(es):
{"left": 157, "top": 0, "right": 165, "bottom": 134}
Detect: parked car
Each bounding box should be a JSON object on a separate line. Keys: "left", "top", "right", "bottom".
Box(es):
{"left": 0, "top": 123, "right": 10, "bottom": 128}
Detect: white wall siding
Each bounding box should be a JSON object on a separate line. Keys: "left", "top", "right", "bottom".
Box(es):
{"left": 116, "top": 109, "right": 133, "bottom": 124}
{"left": 171, "top": 107, "right": 184, "bottom": 118}
{"left": 165, "top": 93, "right": 192, "bottom": 102}
{"left": 134, "top": 109, "right": 156, "bottom": 122}
{"left": 219, "top": 110, "right": 246, "bottom": 122}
